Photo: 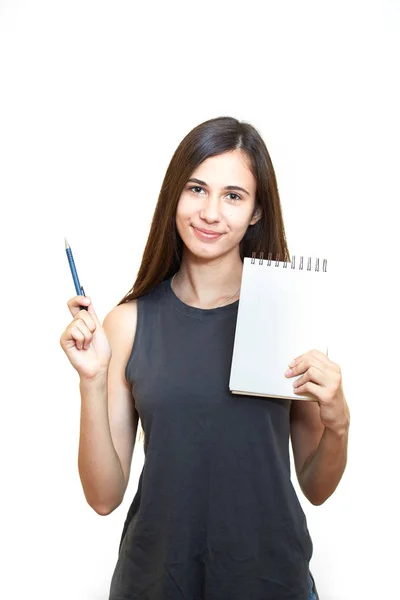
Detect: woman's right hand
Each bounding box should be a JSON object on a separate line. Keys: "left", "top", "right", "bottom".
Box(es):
{"left": 59, "top": 296, "right": 112, "bottom": 381}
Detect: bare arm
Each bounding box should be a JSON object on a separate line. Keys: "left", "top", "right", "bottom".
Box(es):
{"left": 290, "top": 399, "right": 349, "bottom": 505}
{"left": 78, "top": 302, "right": 139, "bottom": 515}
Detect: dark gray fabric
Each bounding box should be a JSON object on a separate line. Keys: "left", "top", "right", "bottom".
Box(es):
{"left": 109, "top": 277, "right": 315, "bottom": 600}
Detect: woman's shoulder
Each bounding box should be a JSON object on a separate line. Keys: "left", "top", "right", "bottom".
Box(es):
{"left": 103, "top": 300, "right": 138, "bottom": 368}
{"left": 103, "top": 280, "right": 169, "bottom": 356}
{"left": 105, "top": 298, "right": 138, "bottom": 327}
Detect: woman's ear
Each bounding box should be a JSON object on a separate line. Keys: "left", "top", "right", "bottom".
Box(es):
{"left": 249, "top": 206, "right": 262, "bottom": 226}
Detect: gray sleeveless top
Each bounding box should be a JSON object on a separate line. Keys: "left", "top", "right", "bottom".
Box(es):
{"left": 109, "top": 276, "right": 314, "bottom": 600}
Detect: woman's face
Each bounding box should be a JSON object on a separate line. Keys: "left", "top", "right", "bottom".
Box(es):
{"left": 176, "top": 150, "right": 261, "bottom": 261}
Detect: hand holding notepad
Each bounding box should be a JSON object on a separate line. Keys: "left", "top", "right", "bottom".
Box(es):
{"left": 229, "top": 253, "right": 329, "bottom": 401}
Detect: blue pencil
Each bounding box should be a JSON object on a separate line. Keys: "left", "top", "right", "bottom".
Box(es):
{"left": 65, "top": 238, "right": 88, "bottom": 311}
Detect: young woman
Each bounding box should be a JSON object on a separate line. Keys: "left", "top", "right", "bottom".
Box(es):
{"left": 60, "top": 116, "right": 350, "bottom": 600}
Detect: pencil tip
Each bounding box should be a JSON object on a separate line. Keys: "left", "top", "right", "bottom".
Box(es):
{"left": 65, "top": 237, "right": 69, "bottom": 249}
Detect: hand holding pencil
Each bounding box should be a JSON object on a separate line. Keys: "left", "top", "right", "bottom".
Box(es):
{"left": 60, "top": 239, "right": 111, "bottom": 380}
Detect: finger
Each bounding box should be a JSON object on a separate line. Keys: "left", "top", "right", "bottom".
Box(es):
{"left": 293, "top": 365, "right": 327, "bottom": 389}
{"left": 67, "top": 295, "right": 91, "bottom": 317}
{"left": 67, "top": 323, "right": 85, "bottom": 351}
{"left": 290, "top": 349, "right": 330, "bottom": 368}
{"left": 293, "top": 381, "right": 322, "bottom": 401}
{"left": 72, "top": 321, "right": 91, "bottom": 351}
{"left": 301, "top": 352, "right": 340, "bottom": 374}
{"left": 73, "top": 309, "right": 96, "bottom": 333}
{"left": 86, "top": 301, "right": 102, "bottom": 328}
{"left": 70, "top": 319, "right": 93, "bottom": 350}
{"left": 285, "top": 356, "right": 325, "bottom": 378}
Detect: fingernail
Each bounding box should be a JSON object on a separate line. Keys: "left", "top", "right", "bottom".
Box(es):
{"left": 285, "top": 369, "right": 292, "bottom": 376}
{"left": 289, "top": 359, "right": 296, "bottom": 367}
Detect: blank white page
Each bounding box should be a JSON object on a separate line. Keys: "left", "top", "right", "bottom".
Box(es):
{"left": 229, "top": 256, "right": 329, "bottom": 401}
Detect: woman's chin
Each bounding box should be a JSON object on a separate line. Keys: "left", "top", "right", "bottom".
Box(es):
{"left": 182, "top": 239, "right": 239, "bottom": 262}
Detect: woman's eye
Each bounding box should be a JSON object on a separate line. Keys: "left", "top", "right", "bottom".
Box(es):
{"left": 227, "top": 193, "right": 241, "bottom": 202}
{"left": 188, "top": 187, "right": 241, "bottom": 202}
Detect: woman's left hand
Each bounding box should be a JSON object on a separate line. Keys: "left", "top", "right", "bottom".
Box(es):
{"left": 285, "top": 349, "right": 350, "bottom": 435}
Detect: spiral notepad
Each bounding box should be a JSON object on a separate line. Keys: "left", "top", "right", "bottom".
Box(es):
{"left": 229, "top": 252, "right": 329, "bottom": 401}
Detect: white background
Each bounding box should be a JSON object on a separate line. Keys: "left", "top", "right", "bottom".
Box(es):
{"left": 1, "top": 1, "right": 399, "bottom": 598}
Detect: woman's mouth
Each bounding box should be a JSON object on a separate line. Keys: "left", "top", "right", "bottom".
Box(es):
{"left": 192, "top": 226, "right": 224, "bottom": 241}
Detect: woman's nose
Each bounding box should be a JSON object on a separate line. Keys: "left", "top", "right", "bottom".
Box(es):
{"left": 199, "top": 196, "right": 221, "bottom": 222}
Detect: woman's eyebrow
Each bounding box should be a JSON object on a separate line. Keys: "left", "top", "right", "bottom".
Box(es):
{"left": 187, "top": 178, "right": 250, "bottom": 196}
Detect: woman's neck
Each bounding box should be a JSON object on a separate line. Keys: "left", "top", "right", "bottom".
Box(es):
{"left": 172, "top": 255, "right": 243, "bottom": 309}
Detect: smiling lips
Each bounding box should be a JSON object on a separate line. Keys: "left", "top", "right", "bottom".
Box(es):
{"left": 192, "top": 226, "right": 225, "bottom": 241}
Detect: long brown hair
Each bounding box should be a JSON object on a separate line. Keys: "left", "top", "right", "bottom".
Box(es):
{"left": 117, "top": 116, "right": 289, "bottom": 306}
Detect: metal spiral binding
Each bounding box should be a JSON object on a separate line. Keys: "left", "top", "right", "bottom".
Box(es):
{"left": 251, "top": 252, "right": 327, "bottom": 272}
